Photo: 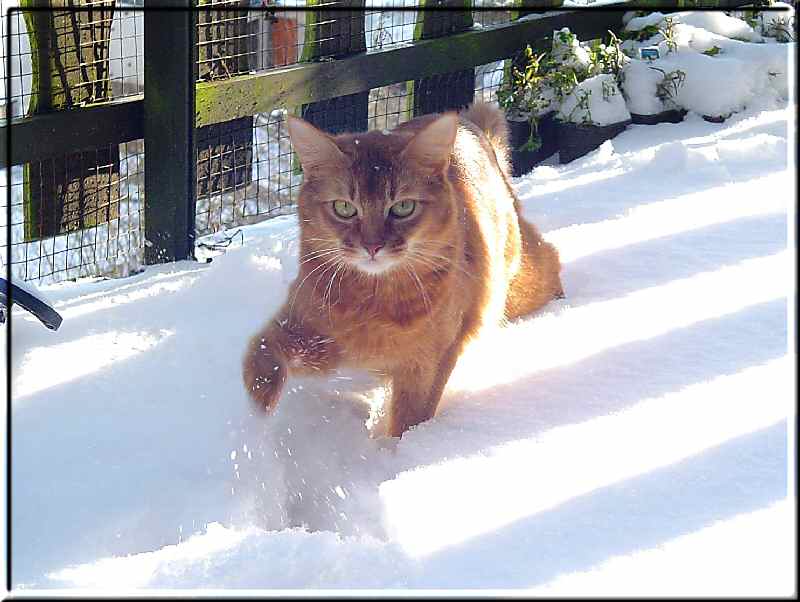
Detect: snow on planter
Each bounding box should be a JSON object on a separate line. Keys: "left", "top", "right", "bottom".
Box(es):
{"left": 620, "top": 11, "right": 793, "bottom": 122}
{"left": 624, "top": 10, "right": 762, "bottom": 43}
{"left": 557, "top": 74, "right": 631, "bottom": 127}
{"left": 556, "top": 74, "right": 631, "bottom": 164}
{"left": 622, "top": 60, "right": 667, "bottom": 116}
{"left": 551, "top": 26, "right": 592, "bottom": 73}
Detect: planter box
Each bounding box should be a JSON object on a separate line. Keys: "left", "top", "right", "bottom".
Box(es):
{"left": 557, "top": 119, "right": 631, "bottom": 165}
{"left": 630, "top": 109, "right": 687, "bottom": 125}
{"left": 507, "top": 112, "right": 558, "bottom": 177}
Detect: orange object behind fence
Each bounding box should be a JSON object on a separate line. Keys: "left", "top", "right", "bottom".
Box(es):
{"left": 271, "top": 17, "right": 298, "bottom": 67}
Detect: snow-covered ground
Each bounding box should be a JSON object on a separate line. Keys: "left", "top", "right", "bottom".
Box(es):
{"left": 3, "top": 100, "right": 795, "bottom": 594}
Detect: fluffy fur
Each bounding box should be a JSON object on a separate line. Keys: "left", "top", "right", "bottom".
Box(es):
{"left": 242, "top": 103, "right": 563, "bottom": 437}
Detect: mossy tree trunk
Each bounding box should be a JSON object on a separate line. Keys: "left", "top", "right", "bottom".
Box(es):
{"left": 195, "top": 0, "right": 254, "bottom": 204}
{"left": 22, "top": 0, "right": 120, "bottom": 242}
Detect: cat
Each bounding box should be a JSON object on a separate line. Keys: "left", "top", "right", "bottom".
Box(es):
{"left": 242, "top": 102, "right": 563, "bottom": 437}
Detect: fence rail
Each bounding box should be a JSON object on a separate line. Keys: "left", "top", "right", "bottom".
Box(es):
{"left": 2, "top": 1, "right": 763, "bottom": 282}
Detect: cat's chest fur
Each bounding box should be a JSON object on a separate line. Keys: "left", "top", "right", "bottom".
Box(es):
{"left": 300, "top": 266, "right": 466, "bottom": 368}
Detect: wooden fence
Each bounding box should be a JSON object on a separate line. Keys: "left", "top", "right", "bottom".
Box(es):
{"left": 1, "top": 0, "right": 753, "bottom": 279}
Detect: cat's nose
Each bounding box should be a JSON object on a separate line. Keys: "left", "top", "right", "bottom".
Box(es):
{"left": 363, "top": 243, "right": 384, "bottom": 259}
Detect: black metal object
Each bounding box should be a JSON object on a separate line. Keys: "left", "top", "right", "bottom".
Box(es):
{"left": 0, "top": 277, "right": 63, "bottom": 330}
{"left": 143, "top": 1, "right": 197, "bottom": 264}
{"left": 630, "top": 108, "right": 687, "bottom": 125}
{"left": 557, "top": 119, "right": 631, "bottom": 164}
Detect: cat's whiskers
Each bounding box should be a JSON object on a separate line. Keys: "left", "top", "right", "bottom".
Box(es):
{"left": 299, "top": 248, "right": 342, "bottom": 265}
{"left": 299, "top": 246, "right": 341, "bottom": 263}
{"left": 288, "top": 254, "right": 341, "bottom": 322}
{"left": 403, "top": 263, "right": 434, "bottom": 325}
{"left": 324, "top": 261, "right": 347, "bottom": 326}
{"left": 311, "top": 256, "right": 345, "bottom": 312}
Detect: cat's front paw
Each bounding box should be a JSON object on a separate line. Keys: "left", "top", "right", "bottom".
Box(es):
{"left": 242, "top": 338, "right": 287, "bottom": 414}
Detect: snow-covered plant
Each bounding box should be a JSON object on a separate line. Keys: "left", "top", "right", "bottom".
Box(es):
{"left": 562, "top": 88, "right": 593, "bottom": 125}
{"left": 551, "top": 27, "right": 592, "bottom": 74}
{"left": 740, "top": 1, "right": 795, "bottom": 42}
{"left": 659, "top": 16, "right": 680, "bottom": 54}
{"left": 762, "top": 14, "right": 795, "bottom": 41}
{"left": 497, "top": 45, "right": 554, "bottom": 120}
{"left": 621, "top": 22, "right": 662, "bottom": 43}
{"left": 557, "top": 74, "right": 631, "bottom": 126}
{"left": 594, "top": 30, "right": 628, "bottom": 80}
{"left": 650, "top": 67, "right": 686, "bottom": 110}
{"left": 496, "top": 45, "right": 557, "bottom": 151}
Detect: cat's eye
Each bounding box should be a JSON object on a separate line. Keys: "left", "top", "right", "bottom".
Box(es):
{"left": 389, "top": 200, "right": 416, "bottom": 218}
{"left": 332, "top": 200, "right": 357, "bottom": 219}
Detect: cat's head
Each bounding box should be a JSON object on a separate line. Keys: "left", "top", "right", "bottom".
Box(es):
{"left": 286, "top": 113, "right": 459, "bottom": 276}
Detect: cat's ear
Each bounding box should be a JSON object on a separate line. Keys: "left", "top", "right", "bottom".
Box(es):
{"left": 402, "top": 112, "right": 458, "bottom": 172}
{"left": 286, "top": 116, "right": 346, "bottom": 171}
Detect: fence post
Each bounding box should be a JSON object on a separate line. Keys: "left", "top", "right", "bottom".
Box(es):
{"left": 299, "top": 0, "right": 368, "bottom": 134}
{"left": 408, "top": 0, "right": 474, "bottom": 117}
{"left": 144, "top": 0, "right": 197, "bottom": 264}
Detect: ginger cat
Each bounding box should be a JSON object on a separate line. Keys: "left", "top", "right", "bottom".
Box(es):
{"left": 242, "top": 103, "right": 563, "bottom": 437}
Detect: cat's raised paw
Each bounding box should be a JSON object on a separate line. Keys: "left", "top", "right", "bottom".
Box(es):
{"left": 242, "top": 340, "right": 287, "bottom": 414}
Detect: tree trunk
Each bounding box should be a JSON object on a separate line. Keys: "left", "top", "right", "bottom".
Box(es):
{"left": 22, "top": 0, "right": 120, "bottom": 242}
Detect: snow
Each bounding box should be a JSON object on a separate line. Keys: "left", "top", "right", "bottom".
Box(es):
{"left": 626, "top": 10, "right": 763, "bottom": 42}
{"left": 620, "top": 12, "right": 793, "bottom": 117}
{"left": 551, "top": 26, "right": 593, "bottom": 73}
{"left": 3, "top": 101, "right": 794, "bottom": 594}
{"left": 557, "top": 73, "right": 631, "bottom": 125}
{"left": 1, "top": 4, "right": 796, "bottom": 595}
{"left": 621, "top": 59, "right": 666, "bottom": 115}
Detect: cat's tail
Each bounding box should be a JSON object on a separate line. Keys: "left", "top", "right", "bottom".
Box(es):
{"left": 462, "top": 102, "right": 511, "bottom": 175}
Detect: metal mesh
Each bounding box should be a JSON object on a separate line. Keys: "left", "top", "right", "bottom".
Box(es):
{"left": 1, "top": 3, "right": 143, "bottom": 120}
{"left": 472, "top": 2, "right": 515, "bottom": 29}
{"left": 365, "top": 1, "right": 420, "bottom": 50}
{"left": 195, "top": 110, "right": 298, "bottom": 236}
{"left": 369, "top": 81, "right": 412, "bottom": 131}
{"left": 194, "top": 2, "right": 428, "bottom": 80}
{"left": 474, "top": 58, "right": 507, "bottom": 105}
{"left": 2, "top": 140, "right": 145, "bottom": 283}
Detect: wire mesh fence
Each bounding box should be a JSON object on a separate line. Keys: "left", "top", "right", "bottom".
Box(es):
{"left": 1, "top": 2, "right": 143, "bottom": 119}
{"left": 2, "top": 2, "right": 544, "bottom": 283}
{"left": 1, "top": 139, "right": 145, "bottom": 283}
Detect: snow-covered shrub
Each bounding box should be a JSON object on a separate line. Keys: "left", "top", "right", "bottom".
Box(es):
{"left": 551, "top": 27, "right": 592, "bottom": 74}
{"left": 496, "top": 27, "right": 611, "bottom": 151}
{"left": 758, "top": 1, "right": 795, "bottom": 42}
{"left": 556, "top": 74, "right": 631, "bottom": 126}
{"left": 496, "top": 45, "right": 557, "bottom": 122}
{"left": 618, "top": 9, "right": 792, "bottom": 120}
